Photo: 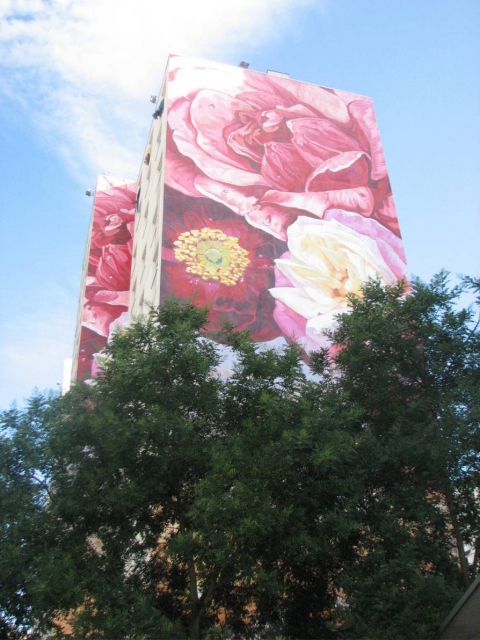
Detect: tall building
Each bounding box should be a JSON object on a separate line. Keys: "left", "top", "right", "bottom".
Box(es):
{"left": 72, "top": 54, "right": 408, "bottom": 382}
{"left": 73, "top": 175, "right": 137, "bottom": 382}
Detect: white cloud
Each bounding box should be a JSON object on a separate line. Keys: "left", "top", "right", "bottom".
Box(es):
{"left": 0, "top": 0, "right": 315, "bottom": 177}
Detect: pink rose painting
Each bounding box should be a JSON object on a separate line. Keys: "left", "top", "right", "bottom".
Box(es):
{"left": 77, "top": 176, "right": 136, "bottom": 381}
{"left": 162, "top": 56, "right": 408, "bottom": 354}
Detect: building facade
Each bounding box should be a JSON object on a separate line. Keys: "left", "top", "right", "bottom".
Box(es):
{"left": 72, "top": 55, "right": 408, "bottom": 382}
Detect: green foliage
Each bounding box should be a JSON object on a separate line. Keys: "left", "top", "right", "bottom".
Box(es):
{"left": 0, "top": 393, "right": 59, "bottom": 637}
{"left": 1, "top": 279, "right": 478, "bottom": 639}
{"left": 321, "top": 273, "right": 479, "bottom": 636}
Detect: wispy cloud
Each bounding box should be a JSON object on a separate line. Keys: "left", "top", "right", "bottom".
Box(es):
{"left": 0, "top": 0, "right": 317, "bottom": 407}
{"left": 0, "top": 0, "right": 315, "bottom": 177}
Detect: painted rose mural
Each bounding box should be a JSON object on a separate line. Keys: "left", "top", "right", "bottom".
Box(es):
{"left": 163, "top": 56, "right": 408, "bottom": 352}
{"left": 77, "top": 176, "right": 136, "bottom": 381}
{"left": 75, "top": 59, "right": 409, "bottom": 379}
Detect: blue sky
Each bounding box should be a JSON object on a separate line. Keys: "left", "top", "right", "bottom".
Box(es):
{"left": 0, "top": 0, "right": 479, "bottom": 408}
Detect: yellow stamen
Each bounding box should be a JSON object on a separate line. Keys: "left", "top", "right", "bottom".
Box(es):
{"left": 174, "top": 228, "right": 250, "bottom": 286}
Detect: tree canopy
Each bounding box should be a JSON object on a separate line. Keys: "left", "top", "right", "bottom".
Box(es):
{"left": 1, "top": 273, "right": 479, "bottom": 639}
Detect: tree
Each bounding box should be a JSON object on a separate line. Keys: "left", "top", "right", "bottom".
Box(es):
{"left": 46, "top": 300, "right": 225, "bottom": 639}
{"left": 1, "top": 277, "right": 478, "bottom": 639}
{"left": 315, "top": 273, "right": 480, "bottom": 636}
{"left": 188, "top": 333, "right": 358, "bottom": 638}
{"left": 3, "top": 301, "right": 335, "bottom": 638}
{"left": 44, "top": 303, "right": 358, "bottom": 638}
{"left": 0, "top": 393, "right": 57, "bottom": 638}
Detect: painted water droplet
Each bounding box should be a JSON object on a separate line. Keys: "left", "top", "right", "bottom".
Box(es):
{"left": 221, "top": 189, "right": 228, "bottom": 195}
{"left": 264, "top": 217, "right": 271, "bottom": 226}
{"left": 89, "top": 316, "right": 97, "bottom": 324}
{"left": 209, "top": 104, "right": 215, "bottom": 110}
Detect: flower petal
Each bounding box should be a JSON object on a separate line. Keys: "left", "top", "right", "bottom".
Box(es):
{"left": 261, "top": 142, "right": 311, "bottom": 191}
{"left": 325, "top": 186, "right": 374, "bottom": 216}
{"left": 374, "top": 193, "right": 401, "bottom": 236}
{"left": 236, "top": 89, "right": 290, "bottom": 110}
{"left": 170, "top": 96, "right": 268, "bottom": 187}
{"left": 190, "top": 90, "right": 256, "bottom": 171}
{"left": 270, "top": 284, "right": 325, "bottom": 319}
{"left": 275, "top": 81, "right": 351, "bottom": 124}
{"left": 245, "top": 203, "right": 297, "bottom": 240}
{"left": 95, "top": 244, "right": 132, "bottom": 291}
{"left": 288, "top": 117, "right": 361, "bottom": 166}
{"left": 349, "top": 99, "right": 388, "bottom": 181}
{"left": 306, "top": 151, "right": 371, "bottom": 191}
{"left": 261, "top": 187, "right": 374, "bottom": 218}
{"left": 82, "top": 302, "right": 121, "bottom": 338}
{"left": 324, "top": 209, "right": 408, "bottom": 280}
{"left": 261, "top": 189, "right": 329, "bottom": 218}
{"left": 92, "top": 290, "right": 130, "bottom": 307}
{"left": 286, "top": 217, "right": 395, "bottom": 282}
{"left": 194, "top": 174, "right": 266, "bottom": 216}
{"left": 165, "top": 137, "right": 203, "bottom": 197}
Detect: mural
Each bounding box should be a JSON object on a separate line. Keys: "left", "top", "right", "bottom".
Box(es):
{"left": 76, "top": 176, "right": 136, "bottom": 381}
{"left": 162, "top": 56, "right": 408, "bottom": 352}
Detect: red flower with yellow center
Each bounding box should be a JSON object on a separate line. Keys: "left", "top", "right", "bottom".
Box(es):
{"left": 161, "top": 189, "right": 286, "bottom": 341}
